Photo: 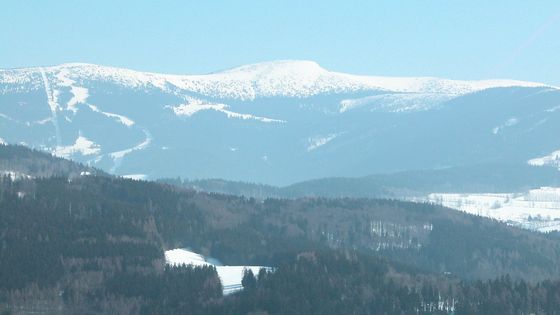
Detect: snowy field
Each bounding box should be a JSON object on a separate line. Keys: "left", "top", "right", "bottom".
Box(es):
{"left": 421, "top": 187, "right": 560, "bottom": 232}
{"left": 165, "top": 248, "right": 272, "bottom": 295}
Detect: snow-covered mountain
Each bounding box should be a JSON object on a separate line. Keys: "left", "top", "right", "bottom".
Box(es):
{"left": 1, "top": 60, "right": 559, "bottom": 184}
{"left": 3, "top": 60, "right": 548, "bottom": 99}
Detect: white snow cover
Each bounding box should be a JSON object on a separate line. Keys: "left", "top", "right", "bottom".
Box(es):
{"left": 422, "top": 187, "right": 560, "bottom": 232}
{"left": 165, "top": 248, "right": 272, "bottom": 295}
{"left": 0, "top": 171, "right": 33, "bottom": 180}
{"left": 492, "top": 118, "right": 519, "bottom": 135}
{"left": 168, "top": 102, "right": 226, "bottom": 117}
{"left": 167, "top": 98, "right": 285, "bottom": 123}
{"left": 0, "top": 68, "right": 42, "bottom": 87}
{"left": 108, "top": 129, "right": 152, "bottom": 173}
{"left": 40, "top": 68, "right": 62, "bottom": 147}
{"left": 528, "top": 149, "right": 560, "bottom": 169}
{"left": 55, "top": 68, "right": 89, "bottom": 113}
{"left": 88, "top": 104, "right": 135, "bottom": 127}
{"left": 339, "top": 93, "right": 454, "bottom": 113}
{"left": 122, "top": 174, "right": 148, "bottom": 180}
{"left": 53, "top": 136, "right": 101, "bottom": 158}
{"left": 165, "top": 249, "right": 209, "bottom": 267}
{"left": 1, "top": 61, "right": 554, "bottom": 101}
{"left": 67, "top": 86, "right": 89, "bottom": 113}
{"left": 109, "top": 129, "right": 151, "bottom": 160}
{"left": 0, "top": 113, "right": 17, "bottom": 122}
{"left": 546, "top": 105, "right": 560, "bottom": 112}
{"left": 307, "top": 133, "right": 338, "bottom": 151}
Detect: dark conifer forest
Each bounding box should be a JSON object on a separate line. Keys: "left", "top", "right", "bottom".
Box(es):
{"left": 1, "top": 145, "right": 560, "bottom": 314}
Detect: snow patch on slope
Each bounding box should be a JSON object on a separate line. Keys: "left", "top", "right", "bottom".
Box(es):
{"left": 528, "top": 149, "right": 560, "bottom": 169}
{"left": 122, "top": 174, "right": 148, "bottom": 180}
{"left": 165, "top": 248, "right": 272, "bottom": 295}
{"left": 173, "top": 60, "right": 553, "bottom": 99}
{"left": 165, "top": 249, "right": 210, "bottom": 267}
{"left": 54, "top": 69, "right": 90, "bottom": 113}
{"left": 168, "top": 97, "right": 285, "bottom": 123}
{"left": 53, "top": 136, "right": 101, "bottom": 158}
{"left": 307, "top": 134, "right": 338, "bottom": 151}
{"left": 67, "top": 86, "right": 89, "bottom": 113}
{"left": 40, "top": 68, "right": 62, "bottom": 146}
{"left": 110, "top": 130, "right": 151, "bottom": 159}
{"left": 546, "top": 105, "right": 560, "bottom": 112}
{"left": 169, "top": 101, "right": 225, "bottom": 117}
{"left": 492, "top": 118, "right": 519, "bottom": 135}
{"left": 109, "top": 129, "right": 152, "bottom": 172}
{"left": 422, "top": 187, "right": 560, "bottom": 232}
{"left": 339, "top": 93, "right": 454, "bottom": 113}
{"left": 53, "top": 67, "right": 133, "bottom": 125}
{"left": 0, "top": 113, "right": 16, "bottom": 122}
{"left": 88, "top": 104, "right": 135, "bottom": 127}
{"left": 0, "top": 171, "right": 33, "bottom": 180}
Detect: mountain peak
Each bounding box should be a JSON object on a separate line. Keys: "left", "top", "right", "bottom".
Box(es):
{"left": 218, "top": 60, "right": 326, "bottom": 76}
{"left": 1, "top": 61, "right": 556, "bottom": 101}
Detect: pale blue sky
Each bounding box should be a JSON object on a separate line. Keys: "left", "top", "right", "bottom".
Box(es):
{"left": 2, "top": 1, "right": 560, "bottom": 85}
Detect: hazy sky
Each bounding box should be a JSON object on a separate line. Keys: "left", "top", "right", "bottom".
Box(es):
{"left": 2, "top": 1, "right": 560, "bottom": 85}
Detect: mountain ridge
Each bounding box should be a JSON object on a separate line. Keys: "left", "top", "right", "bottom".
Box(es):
{"left": 1, "top": 60, "right": 560, "bottom": 185}
{"left": 1, "top": 60, "right": 555, "bottom": 100}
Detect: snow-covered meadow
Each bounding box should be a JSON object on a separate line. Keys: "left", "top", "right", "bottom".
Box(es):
{"left": 164, "top": 248, "right": 272, "bottom": 295}
{"left": 422, "top": 187, "right": 560, "bottom": 232}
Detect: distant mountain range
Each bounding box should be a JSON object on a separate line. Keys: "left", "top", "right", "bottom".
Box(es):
{"left": 1, "top": 60, "right": 559, "bottom": 185}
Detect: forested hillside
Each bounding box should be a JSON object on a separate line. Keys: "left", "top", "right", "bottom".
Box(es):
{"left": 0, "top": 144, "right": 102, "bottom": 178}
{"left": 162, "top": 162, "right": 560, "bottom": 200}
{"left": 1, "top": 144, "right": 560, "bottom": 314}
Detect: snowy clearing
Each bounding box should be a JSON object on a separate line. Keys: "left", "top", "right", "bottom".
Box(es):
{"left": 122, "top": 174, "right": 148, "bottom": 180}
{"left": 168, "top": 98, "right": 285, "bottom": 123}
{"left": 88, "top": 104, "right": 135, "bottom": 127}
{"left": 165, "top": 248, "right": 273, "bottom": 295}
{"left": 0, "top": 171, "right": 33, "bottom": 180}
{"left": 307, "top": 134, "right": 338, "bottom": 151}
{"left": 53, "top": 136, "right": 101, "bottom": 158}
{"left": 528, "top": 150, "right": 560, "bottom": 169}
{"left": 421, "top": 187, "right": 560, "bottom": 232}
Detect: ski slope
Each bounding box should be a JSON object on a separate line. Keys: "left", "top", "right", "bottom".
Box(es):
{"left": 165, "top": 248, "right": 272, "bottom": 295}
